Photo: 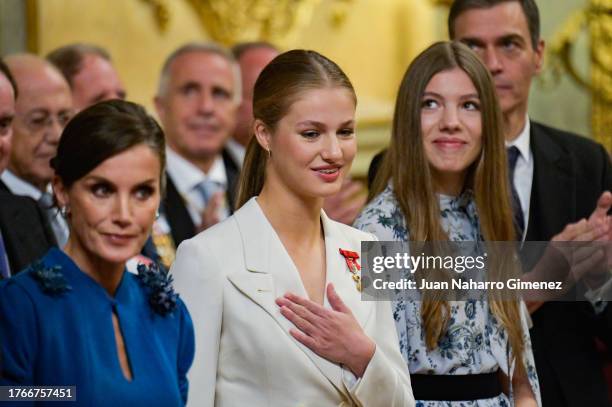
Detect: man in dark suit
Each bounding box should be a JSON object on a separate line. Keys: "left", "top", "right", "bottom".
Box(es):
{"left": 0, "top": 59, "right": 56, "bottom": 278}
{"left": 0, "top": 191, "right": 56, "bottom": 275}
{"left": 1, "top": 54, "right": 73, "bottom": 248}
{"left": 448, "top": 1, "right": 611, "bottom": 406}
{"left": 369, "top": 1, "right": 611, "bottom": 405}
{"left": 151, "top": 43, "right": 240, "bottom": 265}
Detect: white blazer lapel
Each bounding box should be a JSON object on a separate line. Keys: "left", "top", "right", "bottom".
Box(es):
{"left": 321, "top": 210, "right": 372, "bottom": 327}
{"left": 232, "top": 198, "right": 346, "bottom": 393}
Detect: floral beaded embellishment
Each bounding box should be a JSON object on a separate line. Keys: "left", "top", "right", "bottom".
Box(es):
{"left": 30, "top": 262, "right": 72, "bottom": 296}
{"left": 339, "top": 249, "right": 362, "bottom": 292}
{"left": 136, "top": 262, "right": 178, "bottom": 316}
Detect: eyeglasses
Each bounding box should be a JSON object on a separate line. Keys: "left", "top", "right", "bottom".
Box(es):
{"left": 20, "top": 110, "right": 73, "bottom": 133}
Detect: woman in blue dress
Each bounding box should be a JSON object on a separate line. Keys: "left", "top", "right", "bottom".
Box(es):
{"left": 0, "top": 100, "right": 194, "bottom": 406}
{"left": 355, "top": 42, "right": 541, "bottom": 406}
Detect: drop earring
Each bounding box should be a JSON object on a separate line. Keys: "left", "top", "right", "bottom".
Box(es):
{"left": 60, "top": 205, "right": 70, "bottom": 218}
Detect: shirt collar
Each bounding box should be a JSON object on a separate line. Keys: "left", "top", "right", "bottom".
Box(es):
{"left": 505, "top": 115, "right": 531, "bottom": 164}
{"left": 0, "top": 170, "right": 43, "bottom": 200}
{"left": 225, "top": 138, "right": 245, "bottom": 167}
{"left": 166, "top": 148, "right": 227, "bottom": 195}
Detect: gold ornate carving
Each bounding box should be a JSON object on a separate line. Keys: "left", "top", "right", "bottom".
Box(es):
{"left": 547, "top": 0, "right": 612, "bottom": 149}
{"left": 140, "top": 0, "right": 171, "bottom": 32}
{"left": 183, "top": 0, "right": 322, "bottom": 46}
{"left": 330, "top": 0, "right": 354, "bottom": 28}
{"left": 547, "top": 4, "right": 611, "bottom": 102}
{"left": 140, "top": 0, "right": 354, "bottom": 46}
{"left": 589, "top": 0, "right": 612, "bottom": 149}
{"left": 25, "top": 0, "right": 39, "bottom": 52}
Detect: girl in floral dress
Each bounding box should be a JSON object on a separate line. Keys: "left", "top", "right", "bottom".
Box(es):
{"left": 355, "top": 41, "right": 541, "bottom": 407}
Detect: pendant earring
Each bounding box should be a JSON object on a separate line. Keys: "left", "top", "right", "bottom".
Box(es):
{"left": 60, "top": 205, "right": 70, "bottom": 218}
{"left": 267, "top": 148, "right": 271, "bottom": 159}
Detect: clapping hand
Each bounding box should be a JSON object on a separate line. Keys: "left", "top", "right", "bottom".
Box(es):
{"left": 198, "top": 191, "right": 224, "bottom": 232}
{"left": 526, "top": 193, "right": 611, "bottom": 313}
{"left": 557, "top": 191, "right": 612, "bottom": 287}
{"left": 275, "top": 283, "right": 376, "bottom": 378}
{"left": 587, "top": 191, "right": 612, "bottom": 282}
{"left": 551, "top": 218, "right": 609, "bottom": 284}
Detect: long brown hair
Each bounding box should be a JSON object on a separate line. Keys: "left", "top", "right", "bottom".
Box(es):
{"left": 236, "top": 49, "right": 356, "bottom": 209}
{"left": 370, "top": 41, "right": 525, "bottom": 369}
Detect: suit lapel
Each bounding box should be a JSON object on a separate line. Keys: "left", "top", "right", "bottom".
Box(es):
{"left": 321, "top": 211, "right": 372, "bottom": 327}
{"left": 0, "top": 193, "right": 55, "bottom": 272}
{"left": 163, "top": 174, "right": 196, "bottom": 247}
{"left": 231, "top": 199, "right": 350, "bottom": 394}
{"left": 526, "top": 123, "right": 575, "bottom": 240}
{"left": 222, "top": 149, "right": 240, "bottom": 214}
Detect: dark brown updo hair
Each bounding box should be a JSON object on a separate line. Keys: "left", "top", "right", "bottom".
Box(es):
{"left": 236, "top": 49, "right": 356, "bottom": 208}
{"left": 51, "top": 99, "right": 166, "bottom": 190}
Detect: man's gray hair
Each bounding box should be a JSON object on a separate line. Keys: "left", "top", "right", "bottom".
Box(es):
{"left": 156, "top": 42, "right": 242, "bottom": 105}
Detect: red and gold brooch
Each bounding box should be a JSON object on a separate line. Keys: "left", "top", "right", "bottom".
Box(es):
{"left": 339, "top": 248, "right": 362, "bottom": 292}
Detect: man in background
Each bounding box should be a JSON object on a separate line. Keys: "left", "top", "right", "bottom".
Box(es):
{"left": 1, "top": 54, "right": 73, "bottom": 248}
{"left": 449, "top": 1, "right": 611, "bottom": 405}
{"left": 0, "top": 59, "right": 56, "bottom": 278}
{"left": 228, "top": 41, "right": 279, "bottom": 166}
{"left": 152, "top": 43, "right": 240, "bottom": 265}
{"left": 47, "top": 43, "right": 126, "bottom": 111}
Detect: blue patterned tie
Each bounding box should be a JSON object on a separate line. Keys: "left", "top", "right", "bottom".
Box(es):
{"left": 507, "top": 146, "right": 525, "bottom": 239}
{"left": 194, "top": 179, "right": 229, "bottom": 220}
{"left": 194, "top": 179, "right": 221, "bottom": 204}
{"left": 0, "top": 231, "right": 11, "bottom": 279}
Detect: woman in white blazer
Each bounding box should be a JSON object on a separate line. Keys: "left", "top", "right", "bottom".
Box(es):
{"left": 171, "top": 50, "right": 414, "bottom": 407}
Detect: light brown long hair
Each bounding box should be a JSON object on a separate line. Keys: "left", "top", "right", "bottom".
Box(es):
{"left": 236, "top": 49, "right": 356, "bottom": 209}
{"left": 370, "top": 41, "right": 525, "bottom": 369}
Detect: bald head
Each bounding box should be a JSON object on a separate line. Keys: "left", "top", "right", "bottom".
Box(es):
{"left": 6, "top": 54, "right": 69, "bottom": 94}
{"left": 5, "top": 54, "right": 73, "bottom": 190}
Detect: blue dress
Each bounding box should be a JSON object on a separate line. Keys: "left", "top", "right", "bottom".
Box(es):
{"left": 355, "top": 185, "right": 542, "bottom": 407}
{"left": 0, "top": 248, "right": 195, "bottom": 407}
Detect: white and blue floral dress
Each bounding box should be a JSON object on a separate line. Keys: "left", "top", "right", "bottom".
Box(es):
{"left": 354, "top": 185, "right": 541, "bottom": 407}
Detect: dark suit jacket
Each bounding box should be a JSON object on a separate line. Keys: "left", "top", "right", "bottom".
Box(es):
{"left": 367, "top": 121, "right": 612, "bottom": 407}
{"left": 0, "top": 179, "right": 10, "bottom": 193}
{"left": 0, "top": 191, "right": 57, "bottom": 276}
{"left": 525, "top": 122, "right": 611, "bottom": 407}
{"left": 162, "top": 149, "right": 240, "bottom": 248}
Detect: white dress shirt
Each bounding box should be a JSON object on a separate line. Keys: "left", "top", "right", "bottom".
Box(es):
{"left": 165, "top": 148, "right": 229, "bottom": 227}
{"left": 505, "top": 117, "right": 533, "bottom": 242}
{"left": 0, "top": 170, "right": 69, "bottom": 247}
{"left": 507, "top": 119, "right": 608, "bottom": 312}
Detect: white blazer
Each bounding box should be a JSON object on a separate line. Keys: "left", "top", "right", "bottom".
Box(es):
{"left": 172, "top": 197, "right": 414, "bottom": 407}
